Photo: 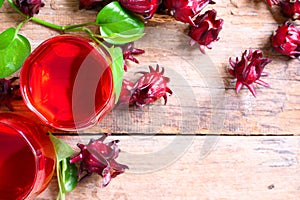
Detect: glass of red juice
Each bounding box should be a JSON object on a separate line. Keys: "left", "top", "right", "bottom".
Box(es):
{"left": 0, "top": 113, "right": 56, "bottom": 200}
{"left": 20, "top": 35, "right": 118, "bottom": 131}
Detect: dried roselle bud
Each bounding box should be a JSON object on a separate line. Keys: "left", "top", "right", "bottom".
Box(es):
{"left": 163, "top": 0, "right": 215, "bottom": 25}
{"left": 188, "top": 9, "right": 224, "bottom": 54}
{"left": 229, "top": 49, "right": 271, "bottom": 97}
{"left": 121, "top": 42, "right": 145, "bottom": 71}
{"left": 280, "top": 0, "right": 300, "bottom": 20}
{"left": 15, "top": 0, "right": 45, "bottom": 17}
{"left": 130, "top": 65, "right": 172, "bottom": 107}
{"left": 0, "top": 77, "right": 20, "bottom": 111}
{"left": 118, "top": 79, "right": 135, "bottom": 105}
{"left": 271, "top": 21, "right": 300, "bottom": 58}
{"left": 118, "top": 0, "right": 160, "bottom": 20}
{"left": 70, "top": 133, "right": 128, "bottom": 187}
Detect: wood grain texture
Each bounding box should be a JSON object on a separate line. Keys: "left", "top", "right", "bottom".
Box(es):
{"left": 37, "top": 135, "right": 300, "bottom": 200}
{"left": 0, "top": 0, "right": 300, "bottom": 199}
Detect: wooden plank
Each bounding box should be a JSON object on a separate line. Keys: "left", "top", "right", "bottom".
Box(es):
{"left": 0, "top": 0, "right": 299, "bottom": 135}
{"left": 37, "top": 135, "right": 300, "bottom": 200}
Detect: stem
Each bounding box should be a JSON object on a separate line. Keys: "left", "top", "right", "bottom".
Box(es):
{"left": 56, "top": 163, "right": 66, "bottom": 200}
{"left": 15, "top": 18, "right": 31, "bottom": 33}
{"left": 66, "top": 26, "right": 110, "bottom": 52}
{"left": 62, "top": 22, "right": 98, "bottom": 31}
{"left": 31, "top": 17, "right": 64, "bottom": 31}
{"left": 31, "top": 17, "right": 98, "bottom": 31}
{"left": 7, "top": 0, "right": 98, "bottom": 32}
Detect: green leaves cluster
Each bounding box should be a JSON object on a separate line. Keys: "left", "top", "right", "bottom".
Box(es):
{"left": 49, "top": 133, "right": 78, "bottom": 200}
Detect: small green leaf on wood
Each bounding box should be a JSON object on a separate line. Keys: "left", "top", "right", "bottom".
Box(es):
{"left": 60, "top": 158, "right": 78, "bottom": 193}
{"left": 49, "top": 133, "right": 74, "bottom": 162}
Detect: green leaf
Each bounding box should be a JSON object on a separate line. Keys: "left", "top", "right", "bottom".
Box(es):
{"left": 60, "top": 158, "right": 78, "bottom": 193}
{"left": 49, "top": 133, "right": 74, "bottom": 162}
{"left": 96, "top": 1, "right": 144, "bottom": 44}
{"left": 101, "top": 31, "right": 144, "bottom": 45}
{"left": 108, "top": 47, "right": 124, "bottom": 103}
{"left": 0, "top": 28, "right": 15, "bottom": 50}
{"left": 49, "top": 133, "right": 78, "bottom": 200}
{"left": 0, "top": 0, "right": 4, "bottom": 8}
{"left": 0, "top": 27, "right": 31, "bottom": 78}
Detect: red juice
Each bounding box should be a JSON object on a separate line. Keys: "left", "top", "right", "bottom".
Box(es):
{"left": 0, "top": 124, "right": 36, "bottom": 200}
{"left": 0, "top": 113, "right": 55, "bottom": 200}
{"left": 20, "top": 35, "right": 114, "bottom": 131}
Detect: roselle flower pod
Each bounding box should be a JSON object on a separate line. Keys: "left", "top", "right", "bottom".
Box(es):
{"left": 118, "top": 0, "right": 160, "bottom": 19}
{"left": 163, "top": 0, "right": 215, "bottom": 25}
{"left": 118, "top": 79, "right": 135, "bottom": 105}
{"left": 0, "top": 77, "right": 20, "bottom": 111}
{"left": 271, "top": 21, "right": 300, "bottom": 58}
{"left": 188, "top": 9, "right": 224, "bottom": 54}
{"left": 121, "top": 42, "right": 145, "bottom": 71}
{"left": 15, "top": 0, "right": 45, "bottom": 17}
{"left": 130, "top": 65, "right": 172, "bottom": 107}
{"left": 70, "top": 133, "right": 128, "bottom": 187}
{"left": 280, "top": 0, "right": 300, "bottom": 20}
{"left": 229, "top": 49, "right": 271, "bottom": 97}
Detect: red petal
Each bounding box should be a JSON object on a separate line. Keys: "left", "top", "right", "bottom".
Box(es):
{"left": 235, "top": 81, "right": 243, "bottom": 93}
{"left": 255, "top": 79, "right": 270, "bottom": 88}
{"left": 246, "top": 84, "right": 257, "bottom": 97}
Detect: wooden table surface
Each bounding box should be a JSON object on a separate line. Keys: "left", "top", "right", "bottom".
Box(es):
{"left": 1, "top": 0, "right": 300, "bottom": 199}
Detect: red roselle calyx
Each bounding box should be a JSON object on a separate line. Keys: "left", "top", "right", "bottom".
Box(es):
{"left": 118, "top": 79, "right": 135, "bottom": 105}
{"left": 129, "top": 65, "right": 172, "bottom": 107}
{"left": 70, "top": 133, "right": 128, "bottom": 187}
{"left": 121, "top": 42, "right": 145, "bottom": 71}
{"left": 266, "top": 0, "right": 300, "bottom": 20}
{"left": 271, "top": 21, "right": 300, "bottom": 58}
{"left": 163, "top": 0, "right": 215, "bottom": 25}
{"left": 188, "top": 9, "right": 224, "bottom": 54}
{"left": 229, "top": 49, "right": 271, "bottom": 97}
{"left": 15, "top": 0, "right": 45, "bottom": 17}
{"left": 280, "top": 0, "right": 300, "bottom": 20}
{"left": 118, "top": 0, "right": 161, "bottom": 20}
{"left": 0, "top": 77, "right": 20, "bottom": 111}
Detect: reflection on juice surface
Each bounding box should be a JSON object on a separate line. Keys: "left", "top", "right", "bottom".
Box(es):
{"left": 20, "top": 35, "right": 114, "bottom": 131}
{"left": 0, "top": 113, "right": 55, "bottom": 200}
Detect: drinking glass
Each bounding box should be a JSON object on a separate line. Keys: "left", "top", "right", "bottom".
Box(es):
{"left": 20, "top": 35, "right": 120, "bottom": 131}
{"left": 0, "top": 113, "right": 56, "bottom": 200}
